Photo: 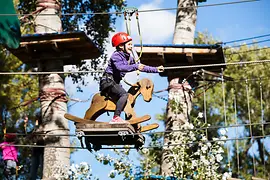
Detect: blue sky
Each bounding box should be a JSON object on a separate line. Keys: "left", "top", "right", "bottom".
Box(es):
{"left": 65, "top": 0, "right": 270, "bottom": 179}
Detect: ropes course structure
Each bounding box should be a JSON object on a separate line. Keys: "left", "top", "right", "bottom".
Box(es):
{"left": 1, "top": 61, "right": 269, "bottom": 175}
{"left": 1, "top": 0, "right": 270, "bottom": 178}
{"left": 1, "top": 37, "right": 270, "bottom": 179}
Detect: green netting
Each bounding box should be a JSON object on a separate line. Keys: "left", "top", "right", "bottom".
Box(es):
{"left": 0, "top": 0, "right": 21, "bottom": 49}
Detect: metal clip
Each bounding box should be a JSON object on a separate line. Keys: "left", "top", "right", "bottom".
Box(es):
{"left": 76, "top": 131, "right": 85, "bottom": 138}
{"left": 123, "top": 7, "right": 138, "bottom": 17}
{"left": 118, "top": 130, "right": 129, "bottom": 141}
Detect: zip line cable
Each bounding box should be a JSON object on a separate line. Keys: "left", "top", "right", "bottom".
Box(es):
{"left": 163, "top": 59, "right": 270, "bottom": 70}
{"left": 224, "top": 47, "right": 269, "bottom": 55}
{"left": 1, "top": 58, "right": 270, "bottom": 75}
{"left": 5, "top": 134, "right": 270, "bottom": 150}
{"left": 223, "top": 33, "right": 270, "bottom": 45}
{"left": 0, "top": 70, "right": 104, "bottom": 75}
{"left": 0, "top": 0, "right": 259, "bottom": 17}
{"left": 5, "top": 120, "right": 270, "bottom": 138}
{"left": 224, "top": 38, "right": 270, "bottom": 49}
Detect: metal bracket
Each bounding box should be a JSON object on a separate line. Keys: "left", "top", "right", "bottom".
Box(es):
{"left": 76, "top": 131, "right": 85, "bottom": 149}
{"left": 123, "top": 7, "right": 138, "bottom": 17}
{"left": 118, "top": 130, "right": 129, "bottom": 141}
{"left": 76, "top": 131, "right": 85, "bottom": 138}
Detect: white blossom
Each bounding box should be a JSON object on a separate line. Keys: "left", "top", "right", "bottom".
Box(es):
{"left": 216, "top": 154, "right": 223, "bottom": 162}
{"left": 201, "top": 145, "right": 208, "bottom": 153}
{"left": 222, "top": 172, "right": 232, "bottom": 180}
{"left": 198, "top": 112, "right": 204, "bottom": 118}
{"left": 108, "top": 170, "right": 117, "bottom": 178}
{"left": 220, "top": 128, "right": 228, "bottom": 135}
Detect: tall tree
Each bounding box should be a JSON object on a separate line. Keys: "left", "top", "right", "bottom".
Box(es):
{"left": 161, "top": 0, "right": 206, "bottom": 176}
{"left": 17, "top": 0, "right": 126, "bottom": 178}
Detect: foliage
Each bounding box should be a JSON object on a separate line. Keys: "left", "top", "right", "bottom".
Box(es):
{"left": 2, "top": 0, "right": 127, "bottom": 178}
{"left": 192, "top": 35, "right": 270, "bottom": 178}
{"left": 139, "top": 95, "right": 229, "bottom": 179}
{"left": 18, "top": 0, "right": 126, "bottom": 85}
{"left": 95, "top": 148, "right": 135, "bottom": 179}
{"left": 0, "top": 48, "right": 40, "bottom": 179}
{"left": 63, "top": 162, "right": 98, "bottom": 180}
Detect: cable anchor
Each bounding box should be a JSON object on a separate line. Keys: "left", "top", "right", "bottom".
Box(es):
{"left": 118, "top": 130, "right": 129, "bottom": 141}
{"left": 123, "top": 7, "right": 138, "bottom": 18}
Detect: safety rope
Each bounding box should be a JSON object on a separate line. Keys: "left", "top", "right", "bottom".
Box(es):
{"left": 4, "top": 120, "right": 270, "bottom": 138}
{"left": 3, "top": 134, "right": 270, "bottom": 150}
{"left": 123, "top": 7, "right": 143, "bottom": 62}
{"left": 123, "top": 7, "right": 144, "bottom": 85}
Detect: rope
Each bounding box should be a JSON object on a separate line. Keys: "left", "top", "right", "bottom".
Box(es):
{"left": 0, "top": 69, "right": 104, "bottom": 75}
{"left": 123, "top": 7, "right": 143, "bottom": 84}
{"left": 259, "top": 80, "right": 267, "bottom": 178}
{"left": 202, "top": 72, "right": 208, "bottom": 138}
{"left": 4, "top": 134, "right": 270, "bottom": 150}
{"left": 0, "top": 0, "right": 259, "bottom": 17}
{"left": 40, "top": 88, "right": 68, "bottom": 102}
{"left": 233, "top": 86, "right": 240, "bottom": 177}
{"left": 224, "top": 47, "right": 269, "bottom": 55}
{"left": 1, "top": 58, "right": 270, "bottom": 75}
{"left": 221, "top": 68, "right": 231, "bottom": 172}
{"left": 225, "top": 38, "right": 270, "bottom": 49}
{"left": 223, "top": 33, "right": 270, "bottom": 45}
{"left": 246, "top": 79, "right": 257, "bottom": 175}
{"left": 5, "top": 120, "right": 270, "bottom": 138}
{"left": 164, "top": 59, "right": 270, "bottom": 70}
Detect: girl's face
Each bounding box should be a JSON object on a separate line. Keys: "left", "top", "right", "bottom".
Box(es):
{"left": 124, "top": 41, "right": 133, "bottom": 54}
{"left": 119, "top": 41, "right": 133, "bottom": 54}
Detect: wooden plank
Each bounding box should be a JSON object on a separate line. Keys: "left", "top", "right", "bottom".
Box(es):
{"left": 65, "top": 113, "right": 151, "bottom": 125}
{"left": 186, "top": 52, "right": 194, "bottom": 64}
{"left": 76, "top": 123, "right": 135, "bottom": 133}
{"left": 134, "top": 46, "right": 217, "bottom": 54}
{"left": 8, "top": 31, "right": 102, "bottom": 66}
{"left": 141, "top": 123, "right": 159, "bottom": 132}
{"left": 20, "top": 37, "right": 81, "bottom": 46}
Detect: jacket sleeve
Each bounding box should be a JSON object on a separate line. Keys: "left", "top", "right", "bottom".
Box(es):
{"left": 141, "top": 65, "right": 158, "bottom": 73}
{"left": 112, "top": 54, "right": 138, "bottom": 72}
{"left": 130, "top": 56, "right": 158, "bottom": 73}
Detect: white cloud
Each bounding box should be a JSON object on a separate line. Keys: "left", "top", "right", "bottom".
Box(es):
{"left": 121, "top": 0, "right": 175, "bottom": 44}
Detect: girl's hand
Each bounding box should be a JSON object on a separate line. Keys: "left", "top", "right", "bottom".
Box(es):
{"left": 157, "top": 65, "right": 164, "bottom": 72}
{"left": 138, "top": 64, "right": 145, "bottom": 71}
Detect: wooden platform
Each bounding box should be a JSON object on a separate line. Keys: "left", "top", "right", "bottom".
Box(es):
{"left": 134, "top": 44, "right": 226, "bottom": 78}
{"left": 8, "top": 31, "right": 101, "bottom": 67}
{"left": 76, "top": 123, "right": 145, "bottom": 149}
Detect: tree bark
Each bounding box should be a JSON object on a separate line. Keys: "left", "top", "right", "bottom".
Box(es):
{"left": 161, "top": 0, "right": 197, "bottom": 176}
{"left": 173, "top": 0, "right": 197, "bottom": 44}
{"left": 34, "top": 0, "right": 70, "bottom": 179}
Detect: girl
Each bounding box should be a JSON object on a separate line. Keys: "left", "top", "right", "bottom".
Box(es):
{"left": 0, "top": 134, "right": 18, "bottom": 180}
{"left": 100, "top": 32, "right": 164, "bottom": 124}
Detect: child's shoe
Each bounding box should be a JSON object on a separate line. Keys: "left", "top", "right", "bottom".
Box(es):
{"left": 109, "top": 116, "right": 130, "bottom": 124}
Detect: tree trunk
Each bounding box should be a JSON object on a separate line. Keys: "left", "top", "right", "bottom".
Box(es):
{"left": 34, "top": 0, "right": 70, "bottom": 179}
{"left": 161, "top": 0, "right": 197, "bottom": 176}
{"left": 173, "top": 0, "right": 198, "bottom": 44}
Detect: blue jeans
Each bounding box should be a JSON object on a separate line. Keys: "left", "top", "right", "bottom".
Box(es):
{"left": 4, "top": 160, "right": 17, "bottom": 180}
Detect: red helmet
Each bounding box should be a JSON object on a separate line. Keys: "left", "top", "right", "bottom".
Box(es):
{"left": 111, "top": 32, "right": 132, "bottom": 47}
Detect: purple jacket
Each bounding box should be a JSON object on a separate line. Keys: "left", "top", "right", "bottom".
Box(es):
{"left": 105, "top": 50, "right": 158, "bottom": 83}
